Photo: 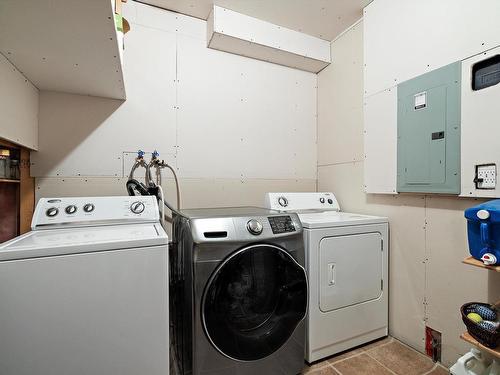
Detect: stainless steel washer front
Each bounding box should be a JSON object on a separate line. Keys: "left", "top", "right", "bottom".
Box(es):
{"left": 170, "top": 207, "right": 307, "bottom": 375}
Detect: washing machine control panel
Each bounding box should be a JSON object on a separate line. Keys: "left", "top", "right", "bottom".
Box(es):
{"left": 268, "top": 216, "right": 296, "bottom": 234}
{"left": 32, "top": 196, "right": 160, "bottom": 230}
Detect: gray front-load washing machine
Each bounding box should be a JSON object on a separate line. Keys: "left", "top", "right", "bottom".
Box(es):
{"left": 170, "top": 207, "right": 307, "bottom": 375}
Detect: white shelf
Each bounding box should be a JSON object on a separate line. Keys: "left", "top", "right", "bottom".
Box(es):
{"left": 0, "top": 0, "right": 125, "bottom": 100}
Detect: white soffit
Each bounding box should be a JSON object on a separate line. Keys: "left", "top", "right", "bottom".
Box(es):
{"left": 207, "top": 6, "right": 331, "bottom": 73}
{"left": 0, "top": 0, "right": 125, "bottom": 99}
{"left": 142, "top": 0, "right": 372, "bottom": 41}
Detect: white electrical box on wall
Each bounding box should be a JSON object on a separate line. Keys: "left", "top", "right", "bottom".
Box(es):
{"left": 461, "top": 46, "right": 500, "bottom": 198}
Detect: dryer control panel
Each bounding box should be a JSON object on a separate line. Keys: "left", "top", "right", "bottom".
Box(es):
{"left": 265, "top": 192, "right": 340, "bottom": 212}
{"left": 32, "top": 196, "right": 160, "bottom": 230}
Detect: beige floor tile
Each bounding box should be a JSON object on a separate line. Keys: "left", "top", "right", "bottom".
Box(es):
{"left": 426, "top": 365, "right": 450, "bottom": 375}
{"left": 332, "top": 353, "right": 394, "bottom": 375}
{"left": 367, "top": 341, "right": 435, "bottom": 375}
{"left": 327, "top": 348, "right": 365, "bottom": 364}
{"left": 308, "top": 366, "right": 340, "bottom": 375}
{"left": 362, "top": 336, "right": 394, "bottom": 352}
{"left": 302, "top": 361, "right": 331, "bottom": 374}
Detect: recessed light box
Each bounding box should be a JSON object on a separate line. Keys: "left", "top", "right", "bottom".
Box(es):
{"left": 207, "top": 6, "right": 331, "bottom": 73}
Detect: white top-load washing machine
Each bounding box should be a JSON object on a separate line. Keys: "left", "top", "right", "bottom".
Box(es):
{"left": 265, "top": 192, "right": 389, "bottom": 363}
{"left": 0, "top": 196, "right": 169, "bottom": 375}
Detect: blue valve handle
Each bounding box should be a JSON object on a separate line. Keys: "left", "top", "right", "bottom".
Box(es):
{"left": 152, "top": 150, "right": 160, "bottom": 158}
{"left": 137, "top": 150, "right": 145, "bottom": 158}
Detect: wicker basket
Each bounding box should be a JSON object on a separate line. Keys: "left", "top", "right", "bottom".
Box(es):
{"left": 461, "top": 302, "right": 500, "bottom": 349}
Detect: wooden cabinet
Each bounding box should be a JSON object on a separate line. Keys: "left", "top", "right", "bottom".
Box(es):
{"left": 0, "top": 139, "right": 34, "bottom": 242}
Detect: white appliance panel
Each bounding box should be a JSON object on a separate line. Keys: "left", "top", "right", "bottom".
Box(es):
{"left": 0, "top": 247, "right": 169, "bottom": 375}
{"left": 319, "top": 232, "right": 383, "bottom": 312}
{"left": 265, "top": 192, "right": 340, "bottom": 211}
{"left": 32, "top": 196, "right": 159, "bottom": 229}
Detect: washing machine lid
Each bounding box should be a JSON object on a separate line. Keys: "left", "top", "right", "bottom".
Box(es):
{"left": 0, "top": 223, "right": 168, "bottom": 261}
{"left": 298, "top": 211, "right": 388, "bottom": 229}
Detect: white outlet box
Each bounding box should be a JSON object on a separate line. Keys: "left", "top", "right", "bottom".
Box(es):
{"left": 476, "top": 164, "right": 497, "bottom": 189}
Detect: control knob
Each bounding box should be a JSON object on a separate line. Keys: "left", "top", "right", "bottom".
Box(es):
{"left": 319, "top": 197, "right": 325, "bottom": 203}
{"left": 65, "top": 205, "right": 77, "bottom": 214}
{"left": 247, "top": 219, "right": 263, "bottom": 235}
{"left": 83, "top": 203, "right": 95, "bottom": 213}
{"left": 46, "top": 207, "right": 59, "bottom": 217}
{"left": 278, "top": 196, "right": 288, "bottom": 207}
{"left": 131, "top": 201, "right": 145, "bottom": 214}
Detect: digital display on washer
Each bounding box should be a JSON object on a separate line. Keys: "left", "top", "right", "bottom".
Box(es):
{"left": 268, "top": 216, "right": 296, "bottom": 234}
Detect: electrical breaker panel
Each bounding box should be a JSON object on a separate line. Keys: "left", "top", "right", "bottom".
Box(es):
{"left": 397, "top": 62, "right": 461, "bottom": 194}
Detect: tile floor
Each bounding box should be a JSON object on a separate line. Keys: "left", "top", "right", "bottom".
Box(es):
{"left": 302, "top": 337, "right": 449, "bottom": 375}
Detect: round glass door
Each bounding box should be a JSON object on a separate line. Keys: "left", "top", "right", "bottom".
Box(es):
{"left": 202, "top": 244, "right": 307, "bottom": 361}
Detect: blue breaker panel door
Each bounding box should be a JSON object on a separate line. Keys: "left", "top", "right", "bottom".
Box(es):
{"left": 397, "top": 61, "right": 461, "bottom": 194}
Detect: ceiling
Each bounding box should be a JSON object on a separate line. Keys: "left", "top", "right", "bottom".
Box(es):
{"left": 140, "top": 0, "right": 372, "bottom": 41}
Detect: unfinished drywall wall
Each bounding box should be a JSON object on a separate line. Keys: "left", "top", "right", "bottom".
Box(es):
{"left": 0, "top": 53, "right": 38, "bottom": 150}
{"left": 318, "top": 21, "right": 500, "bottom": 366}
{"left": 32, "top": 2, "right": 317, "bottom": 207}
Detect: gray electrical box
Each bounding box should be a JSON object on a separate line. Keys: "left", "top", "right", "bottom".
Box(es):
{"left": 397, "top": 62, "right": 461, "bottom": 194}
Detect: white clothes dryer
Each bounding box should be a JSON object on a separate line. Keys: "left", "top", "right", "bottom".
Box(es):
{"left": 265, "top": 192, "right": 389, "bottom": 363}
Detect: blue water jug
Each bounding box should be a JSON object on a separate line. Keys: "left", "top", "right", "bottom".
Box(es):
{"left": 464, "top": 200, "right": 500, "bottom": 266}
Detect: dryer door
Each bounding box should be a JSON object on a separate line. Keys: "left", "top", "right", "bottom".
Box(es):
{"left": 319, "top": 232, "right": 383, "bottom": 312}
{"left": 202, "top": 244, "right": 307, "bottom": 361}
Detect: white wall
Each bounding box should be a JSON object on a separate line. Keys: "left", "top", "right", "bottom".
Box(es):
{"left": 32, "top": 2, "right": 317, "bottom": 207}
{"left": 364, "top": 0, "right": 500, "bottom": 97}
{"left": 0, "top": 53, "right": 38, "bottom": 150}
{"left": 318, "top": 21, "right": 500, "bottom": 367}
{"left": 461, "top": 46, "right": 500, "bottom": 198}
{"left": 363, "top": 0, "right": 500, "bottom": 194}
